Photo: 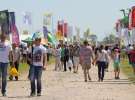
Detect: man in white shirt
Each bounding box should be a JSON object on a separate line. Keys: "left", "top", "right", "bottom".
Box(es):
{"left": 0, "top": 34, "right": 11, "bottom": 96}
{"left": 30, "top": 36, "right": 47, "bottom": 97}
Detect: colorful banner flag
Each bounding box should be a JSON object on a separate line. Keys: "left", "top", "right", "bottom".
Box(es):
{"left": 43, "top": 26, "right": 49, "bottom": 39}
{"left": 0, "top": 10, "right": 9, "bottom": 35}
{"left": 48, "top": 33, "right": 56, "bottom": 45}
{"left": 9, "top": 12, "right": 15, "bottom": 25}
{"left": 75, "top": 27, "right": 80, "bottom": 42}
{"left": 64, "top": 23, "right": 68, "bottom": 37}
{"left": 128, "top": 11, "right": 132, "bottom": 30}
{"left": 9, "top": 12, "right": 15, "bottom": 33}
{"left": 57, "top": 21, "right": 63, "bottom": 35}
{"left": 43, "top": 13, "right": 52, "bottom": 26}
{"left": 67, "top": 26, "right": 73, "bottom": 39}
{"left": 57, "top": 20, "right": 65, "bottom": 37}
{"left": 23, "top": 12, "right": 32, "bottom": 25}
{"left": 56, "top": 31, "right": 62, "bottom": 40}
{"left": 131, "top": 6, "right": 135, "bottom": 27}
{"left": 11, "top": 25, "right": 20, "bottom": 45}
{"left": 115, "top": 20, "right": 122, "bottom": 36}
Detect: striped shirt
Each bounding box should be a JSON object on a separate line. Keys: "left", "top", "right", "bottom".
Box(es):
{"left": 80, "top": 46, "right": 93, "bottom": 64}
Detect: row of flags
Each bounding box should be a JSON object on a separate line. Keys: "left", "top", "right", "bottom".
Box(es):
{"left": 23, "top": 12, "right": 32, "bottom": 25}
{"left": 0, "top": 10, "right": 74, "bottom": 45}
{"left": 22, "top": 12, "right": 74, "bottom": 42}
{"left": 115, "top": 6, "right": 135, "bottom": 32}
{"left": 115, "top": 6, "right": 135, "bottom": 45}
{"left": 56, "top": 20, "right": 73, "bottom": 40}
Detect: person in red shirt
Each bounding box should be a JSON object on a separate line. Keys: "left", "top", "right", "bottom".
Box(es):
{"left": 129, "top": 45, "right": 135, "bottom": 75}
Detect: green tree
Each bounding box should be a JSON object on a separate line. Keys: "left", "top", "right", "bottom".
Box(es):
{"left": 103, "top": 34, "right": 116, "bottom": 44}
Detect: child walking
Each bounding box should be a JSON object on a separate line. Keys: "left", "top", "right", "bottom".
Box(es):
{"left": 112, "top": 49, "right": 120, "bottom": 79}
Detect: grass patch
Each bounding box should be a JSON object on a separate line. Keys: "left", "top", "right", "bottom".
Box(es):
{"left": 19, "top": 63, "right": 29, "bottom": 73}
{"left": 48, "top": 56, "right": 55, "bottom": 65}
{"left": 18, "top": 56, "right": 55, "bottom": 73}
{"left": 121, "top": 59, "right": 135, "bottom": 84}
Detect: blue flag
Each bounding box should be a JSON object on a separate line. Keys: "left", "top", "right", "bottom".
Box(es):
{"left": 43, "top": 26, "right": 49, "bottom": 39}
{"left": 9, "top": 12, "right": 15, "bottom": 33}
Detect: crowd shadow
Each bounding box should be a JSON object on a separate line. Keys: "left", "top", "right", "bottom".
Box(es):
{"left": 8, "top": 79, "right": 29, "bottom": 82}
{"left": 7, "top": 94, "right": 45, "bottom": 99}
{"left": 70, "top": 78, "right": 132, "bottom": 85}
{"left": 7, "top": 95, "right": 30, "bottom": 99}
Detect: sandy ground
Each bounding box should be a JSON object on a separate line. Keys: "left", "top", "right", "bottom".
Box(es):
{"left": 0, "top": 63, "right": 135, "bottom": 100}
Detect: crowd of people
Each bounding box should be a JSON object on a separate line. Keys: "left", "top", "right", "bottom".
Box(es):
{"left": 0, "top": 33, "right": 135, "bottom": 97}
{"left": 52, "top": 42, "right": 135, "bottom": 82}
{"left": 52, "top": 42, "right": 120, "bottom": 82}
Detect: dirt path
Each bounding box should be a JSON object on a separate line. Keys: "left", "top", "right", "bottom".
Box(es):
{"left": 0, "top": 64, "right": 135, "bottom": 100}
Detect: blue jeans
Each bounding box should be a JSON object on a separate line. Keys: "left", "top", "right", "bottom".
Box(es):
{"left": 97, "top": 61, "right": 106, "bottom": 80}
{"left": 28, "top": 64, "right": 33, "bottom": 80}
{"left": 0, "top": 62, "right": 8, "bottom": 94}
{"left": 30, "top": 65, "right": 43, "bottom": 94}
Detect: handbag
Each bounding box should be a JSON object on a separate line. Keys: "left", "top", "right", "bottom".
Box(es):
{"left": 9, "top": 66, "right": 19, "bottom": 77}
{"left": 67, "top": 59, "right": 73, "bottom": 68}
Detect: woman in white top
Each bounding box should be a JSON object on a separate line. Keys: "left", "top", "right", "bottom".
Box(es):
{"left": 94, "top": 45, "right": 109, "bottom": 82}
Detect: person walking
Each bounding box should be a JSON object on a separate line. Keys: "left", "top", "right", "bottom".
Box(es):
{"left": 9, "top": 43, "right": 20, "bottom": 81}
{"left": 0, "top": 34, "right": 11, "bottom": 96}
{"left": 73, "top": 43, "right": 80, "bottom": 73}
{"left": 94, "top": 45, "right": 109, "bottom": 82}
{"left": 30, "top": 35, "right": 47, "bottom": 96}
{"left": 26, "top": 43, "right": 33, "bottom": 80}
{"left": 129, "top": 45, "right": 135, "bottom": 75}
{"left": 63, "top": 44, "right": 69, "bottom": 71}
{"left": 126, "top": 44, "right": 133, "bottom": 64}
{"left": 22, "top": 46, "right": 27, "bottom": 63}
{"left": 112, "top": 49, "right": 121, "bottom": 79}
{"left": 105, "top": 46, "right": 111, "bottom": 72}
{"left": 79, "top": 40, "right": 94, "bottom": 82}
{"left": 54, "top": 45, "right": 61, "bottom": 71}
{"left": 60, "top": 44, "right": 65, "bottom": 71}
{"left": 68, "top": 44, "right": 74, "bottom": 71}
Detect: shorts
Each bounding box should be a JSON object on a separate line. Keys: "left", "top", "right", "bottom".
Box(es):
{"left": 73, "top": 56, "right": 79, "bottom": 66}
{"left": 82, "top": 63, "right": 91, "bottom": 70}
{"left": 113, "top": 61, "right": 120, "bottom": 70}
{"left": 61, "top": 57, "right": 64, "bottom": 62}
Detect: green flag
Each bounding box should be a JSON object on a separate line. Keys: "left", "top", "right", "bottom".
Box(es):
{"left": 48, "top": 33, "right": 56, "bottom": 45}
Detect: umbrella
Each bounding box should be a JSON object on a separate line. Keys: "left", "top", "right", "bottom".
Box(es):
{"left": 22, "top": 37, "right": 33, "bottom": 43}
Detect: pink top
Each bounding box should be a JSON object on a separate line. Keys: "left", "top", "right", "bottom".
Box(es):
{"left": 80, "top": 46, "right": 93, "bottom": 64}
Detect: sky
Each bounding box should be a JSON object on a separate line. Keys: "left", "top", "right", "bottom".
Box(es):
{"left": 0, "top": 0, "right": 135, "bottom": 40}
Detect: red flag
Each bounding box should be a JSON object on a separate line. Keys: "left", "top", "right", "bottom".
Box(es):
{"left": 64, "top": 23, "right": 68, "bottom": 37}
{"left": 131, "top": 6, "right": 135, "bottom": 27}
{"left": 57, "top": 21, "right": 63, "bottom": 36}
{"left": 128, "top": 11, "right": 132, "bottom": 30}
